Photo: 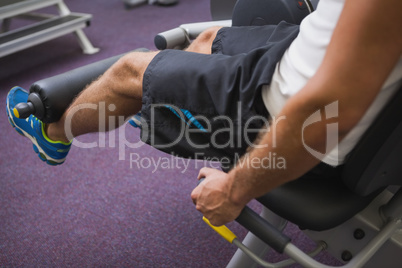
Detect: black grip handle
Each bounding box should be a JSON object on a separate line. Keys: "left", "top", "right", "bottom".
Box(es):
{"left": 197, "top": 178, "right": 291, "bottom": 253}
{"left": 154, "top": 34, "right": 168, "bottom": 50}
{"left": 236, "top": 206, "right": 291, "bottom": 253}
{"left": 14, "top": 102, "right": 35, "bottom": 119}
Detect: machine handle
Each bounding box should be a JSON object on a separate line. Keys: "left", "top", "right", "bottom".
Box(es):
{"left": 197, "top": 178, "right": 291, "bottom": 253}
{"left": 154, "top": 20, "right": 231, "bottom": 50}
{"left": 154, "top": 27, "right": 188, "bottom": 50}
{"left": 236, "top": 206, "right": 291, "bottom": 253}
{"left": 13, "top": 92, "right": 44, "bottom": 119}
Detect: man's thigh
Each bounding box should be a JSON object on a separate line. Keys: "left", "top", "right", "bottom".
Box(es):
{"left": 140, "top": 22, "right": 299, "bottom": 160}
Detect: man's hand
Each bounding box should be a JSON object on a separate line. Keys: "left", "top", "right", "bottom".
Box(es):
{"left": 191, "top": 167, "right": 245, "bottom": 226}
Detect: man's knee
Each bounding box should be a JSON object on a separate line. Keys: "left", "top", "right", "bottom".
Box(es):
{"left": 120, "top": 51, "right": 158, "bottom": 74}
{"left": 198, "top": 26, "right": 222, "bottom": 44}
{"left": 109, "top": 51, "right": 159, "bottom": 98}
{"left": 187, "top": 26, "right": 222, "bottom": 53}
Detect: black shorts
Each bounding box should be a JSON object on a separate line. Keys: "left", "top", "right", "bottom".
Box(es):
{"left": 140, "top": 21, "right": 299, "bottom": 161}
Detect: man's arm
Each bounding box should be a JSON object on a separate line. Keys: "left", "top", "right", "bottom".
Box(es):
{"left": 191, "top": 0, "right": 402, "bottom": 226}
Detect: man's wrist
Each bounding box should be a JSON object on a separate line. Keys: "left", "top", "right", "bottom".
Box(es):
{"left": 227, "top": 168, "right": 253, "bottom": 207}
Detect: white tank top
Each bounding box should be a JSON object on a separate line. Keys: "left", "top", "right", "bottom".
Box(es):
{"left": 261, "top": 0, "right": 402, "bottom": 166}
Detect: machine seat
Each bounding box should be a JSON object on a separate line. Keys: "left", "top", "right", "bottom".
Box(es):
{"left": 257, "top": 176, "right": 381, "bottom": 231}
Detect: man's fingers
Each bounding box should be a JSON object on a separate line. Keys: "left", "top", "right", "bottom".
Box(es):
{"left": 197, "top": 167, "right": 213, "bottom": 180}
{"left": 191, "top": 185, "right": 201, "bottom": 205}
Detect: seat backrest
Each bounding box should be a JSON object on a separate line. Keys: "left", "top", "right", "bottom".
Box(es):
{"left": 210, "top": 0, "right": 237, "bottom": 21}
{"left": 210, "top": 0, "right": 317, "bottom": 24}
{"left": 342, "top": 85, "right": 402, "bottom": 196}
{"left": 231, "top": 0, "right": 313, "bottom": 26}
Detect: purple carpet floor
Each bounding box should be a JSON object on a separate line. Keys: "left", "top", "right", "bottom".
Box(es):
{"left": 0, "top": 0, "right": 341, "bottom": 266}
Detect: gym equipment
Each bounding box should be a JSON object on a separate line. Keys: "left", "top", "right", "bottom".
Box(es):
{"left": 0, "top": 0, "right": 99, "bottom": 57}
{"left": 231, "top": 0, "right": 313, "bottom": 26}
{"left": 10, "top": 0, "right": 402, "bottom": 267}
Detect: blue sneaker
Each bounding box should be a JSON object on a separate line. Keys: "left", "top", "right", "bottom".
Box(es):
{"left": 128, "top": 112, "right": 142, "bottom": 129}
{"left": 6, "top": 87, "right": 72, "bottom": 165}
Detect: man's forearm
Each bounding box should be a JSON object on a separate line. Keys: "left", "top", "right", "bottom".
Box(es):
{"left": 226, "top": 94, "right": 331, "bottom": 206}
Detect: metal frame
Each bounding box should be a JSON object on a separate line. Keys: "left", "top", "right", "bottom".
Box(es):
{"left": 227, "top": 207, "right": 288, "bottom": 268}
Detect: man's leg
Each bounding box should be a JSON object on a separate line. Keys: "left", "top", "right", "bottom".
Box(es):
{"left": 47, "top": 51, "right": 157, "bottom": 142}
{"left": 7, "top": 51, "right": 158, "bottom": 165}
{"left": 47, "top": 27, "right": 221, "bottom": 143}
{"left": 7, "top": 23, "right": 296, "bottom": 165}
{"left": 6, "top": 26, "right": 221, "bottom": 164}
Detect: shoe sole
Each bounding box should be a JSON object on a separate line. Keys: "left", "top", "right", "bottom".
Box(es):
{"left": 6, "top": 93, "right": 65, "bottom": 166}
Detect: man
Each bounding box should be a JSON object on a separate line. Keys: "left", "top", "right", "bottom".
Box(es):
{"left": 7, "top": 0, "right": 402, "bottom": 226}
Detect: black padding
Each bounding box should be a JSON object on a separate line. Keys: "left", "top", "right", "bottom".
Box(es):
{"left": 257, "top": 176, "right": 382, "bottom": 231}
{"left": 236, "top": 206, "right": 291, "bottom": 253}
{"left": 232, "top": 0, "right": 312, "bottom": 27}
{"left": 30, "top": 54, "right": 122, "bottom": 123}
{"left": 29, "top": 48, "right": 149, "bottom": 123}
{"left": 341, "top": 86, "right": 402, "bottom": 196}
{"left": 210, "top": 0, "right": 238, "bottom": 21}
